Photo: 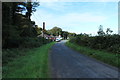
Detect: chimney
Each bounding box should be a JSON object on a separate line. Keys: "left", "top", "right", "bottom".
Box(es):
{"left": 42, "top": 22, "right": 45, "bottom": 37}
{"left": 43, "top": 22, "right": 45, "bottom": 30}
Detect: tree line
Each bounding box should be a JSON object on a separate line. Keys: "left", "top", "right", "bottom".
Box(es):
{"left": 2, "top": 2, "right": 77, "bottom": 49}
{"left": 69, "top": 25, "right": 120, "bottom": 54}
{"left": 42, "top": 26, "right": 76, "bottom": 39}
{"left": 2, "top": 2, "right": 52, "bottom": 49}
{"left": 2, "top": 2, "right": 53, "bottom": 65}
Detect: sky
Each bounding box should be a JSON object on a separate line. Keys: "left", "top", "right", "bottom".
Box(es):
{"left": 31, "top": 1, "right": 118, "bottom": 35}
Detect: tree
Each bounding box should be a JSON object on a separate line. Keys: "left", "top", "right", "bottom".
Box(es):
{"left": 106, "top": 28, "right": 113, "bottom": 35}
{"left": 49, "top": 27, "right": 62, "bottom": 36}
{"left": 62, "top": 31, "right": 69, "bottom": 39}
{"left": 2, "top": 2, "right": 23, "bottom": 48}
{"left": 2, "top": 2, "right": 39, "bottom": 48}
{"left": 35, "top": 25, "right": 42, "bottom": 35}
{"left": 97, "top": 25, "right": 105, "bottom": 36}
{"left": 25, "top": 2, "right": 39, "bottom": 20}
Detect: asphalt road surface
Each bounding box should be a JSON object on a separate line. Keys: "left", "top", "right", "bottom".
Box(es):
{"left": 49, "top": 40, "right": 119, "bottom": 78}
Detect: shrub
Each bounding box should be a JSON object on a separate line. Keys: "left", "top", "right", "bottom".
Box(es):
{"left": 19, "top": 37, "right": 51, "bottom": 48}
{"left": 69, "top": 34, "right": 120, "bottom": 54}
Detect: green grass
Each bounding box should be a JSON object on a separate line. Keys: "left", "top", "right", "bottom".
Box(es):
{"left": 3, "top": 42, "right": 55, "bottom": 78}
{"left": 66, "top": 41, "right": 119, "bottom": 68}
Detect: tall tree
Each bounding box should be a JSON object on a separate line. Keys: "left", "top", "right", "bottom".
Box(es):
{"left": 35, "top": 25, "right": 42, "bottom": 35}
{"left": 97, "top": 25, "right": 105, "bottom": 36}
{"left": 2, "top": 2, "right": 39, "bottom": 48}
{"left": 62, "top": 31, "right": 69, "bottom": 39}
{"left": 106, "top": 28, "right": 113, "bottom": 35}
{"left": 49, "top": 27, "right": 62, "bottom": 36}
{"left": 25, "top": 2, "right": 39, "bottom": 20}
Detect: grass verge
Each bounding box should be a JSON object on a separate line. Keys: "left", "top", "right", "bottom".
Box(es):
{"left": 66, "top": 41, "right": 119, "bottom": 68}
{"left": 3, "top": 42, "right": 55, "bottom": 78}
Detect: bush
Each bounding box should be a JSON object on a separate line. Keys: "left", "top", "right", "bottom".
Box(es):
{"left": 2, "top": 36, "right": 52, "bottom": 65}
{"left": 107, "top": 44, "right": 120, "bottom": 54}
{"left": 19, "top": 37, "right": 51, "bottom": 48}
{"left": 69, "top": 34, "right": 120, "bottom": 54}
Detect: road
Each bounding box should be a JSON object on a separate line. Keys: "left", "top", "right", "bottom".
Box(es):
{"left": 49, "top": 40, "right": 119, "bottom": 78}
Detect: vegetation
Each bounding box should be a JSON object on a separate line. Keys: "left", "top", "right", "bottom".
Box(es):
{"left": 3, "top": 42, "right": 55, "bottom": 78}
{"left": 3, "top": 2, "right": 119, "bottom": 78}
{"left": 69, "top": 25, "right": 120, "bottom": 54}
{"left": 2, "top": 2, "right": 52, "bottom": 59}
{"left": 46, "top": 26, "right": 76, "bottom": 39}
{"left": 66, "top": 42, "right": 119, "bottom": 68}
{"left": 2, "top": 2, "right": 75, "bottom": 78}
{"left": 47, "top": 27, "right": 62, "bottom": 36}
{"left": 67, "top": 25, "right": 120, "bottom": 67}
{"left": 2, "top": 2, "right": 48, "bottom": 49}
{"left": 3, "top": 37, "right": 52, "bottom": 65}
{"left": 2, "top": 2, "right": 52, "bottom": 78}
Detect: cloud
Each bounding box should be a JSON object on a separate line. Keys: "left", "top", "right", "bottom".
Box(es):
{"left": 31, "top": 2, "right": 117, "bottom": 35}
{"left": 59, "top": 13, "right": 107, "bottom": 23}
{"left": 32, "top": 9, "right": 107, "bottom": 30}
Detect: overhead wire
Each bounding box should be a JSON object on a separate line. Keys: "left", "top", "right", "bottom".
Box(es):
{"left": 32, "top": 13, "right": 42, "bottom": 26}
